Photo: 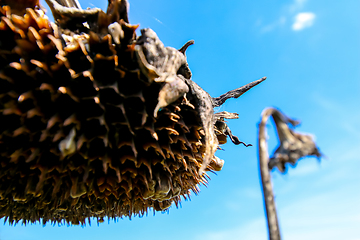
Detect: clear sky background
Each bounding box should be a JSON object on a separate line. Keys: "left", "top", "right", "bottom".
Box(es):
{"left": 1, "top": 0, "right": 359, "bottom": 239}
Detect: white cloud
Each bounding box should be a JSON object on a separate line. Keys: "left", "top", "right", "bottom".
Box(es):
{"left": 292, "top": 12, "right": 316, "bottom": 31}
{"left": 257, "top": 0, "right": 316, "bottom": 33}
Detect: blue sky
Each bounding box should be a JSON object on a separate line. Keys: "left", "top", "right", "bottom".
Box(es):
{"left": 1, "top": 0, "right": 359, "bottom": 239}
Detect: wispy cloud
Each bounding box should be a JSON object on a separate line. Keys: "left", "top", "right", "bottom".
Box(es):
{"left": 260, "top": 16, "right": 286, "bottom": 33}
{"left": 223, "top": 188, "right": 263, "bottom": 211}
{"left": 286, "top": 161, "right": 320, "bottom": 177}
{"left": 279, "top": 189, "right": 360, "bottom": 240}
{"left": 288, "top": 0, "right": 308, "bottom": 13}
{"left": 292, "top": 12, "right": 316, "bottom": 31}
{"left": 195, "top": 217, "right": 267, "bottom": 240}
{"left": 196, "top": 141, "right": 360, "bottom": 240}
{"left": 312, "top": 92, "right": 343, "bottom": 111}
{"left": 196, "top": 186, "right": 360, "bottom": 240}
{"left": 312, "top": 92, "right": 360, "bottom": 138}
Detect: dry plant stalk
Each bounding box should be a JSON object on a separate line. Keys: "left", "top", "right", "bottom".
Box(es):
{"left": 0, "top": 0, "right": 265, "bottom": 224}
{"left": 258, "top": 107, "right": 322, "bottom": 240}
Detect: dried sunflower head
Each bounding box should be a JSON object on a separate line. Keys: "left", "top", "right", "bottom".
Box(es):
{"left": 0, "top": 0, "right": 263, "bottom": 225}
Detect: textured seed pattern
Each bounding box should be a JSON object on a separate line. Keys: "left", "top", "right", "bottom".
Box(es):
{"left": 0, "top": 4, "right": 225, "bottom": 225}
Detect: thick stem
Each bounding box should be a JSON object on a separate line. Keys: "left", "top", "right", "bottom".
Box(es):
{"left": 258, "top": 108, "right": 281, "bottom": 240}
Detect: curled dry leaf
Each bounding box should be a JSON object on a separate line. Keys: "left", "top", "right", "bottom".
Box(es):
{"left": 266, "top": 108, "right": 322, "bottom": 172}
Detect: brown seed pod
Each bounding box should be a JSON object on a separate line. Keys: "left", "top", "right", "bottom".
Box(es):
{"left": 0, "top": 0, "right": 264, "bottom": 225}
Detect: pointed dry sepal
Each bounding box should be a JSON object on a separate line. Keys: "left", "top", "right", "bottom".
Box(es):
{"left": 214, "top": 111, "right": 252, "bottom": 147}
{"left": 45, "top": 0, "right": 103, "bottom": 29}
{"left": 212, "top": 77, "right": 267, "bottom": 107}
{"left": 265, "top": 108, "right": 322, "bottom": 172}
{"left": 177, "top": 40, "right": 194, "bottom": 79}
{"left": 54, "top": 0, "right": 82, "bottom": 9}
{"left": 45, "top": 0, "right": 101, "bottom": 17}
{"left": 178, "top": 40, "right": 194, "bottom": 54}
{"left": 107, "top": 0, "right": 130, "bottom": 23}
